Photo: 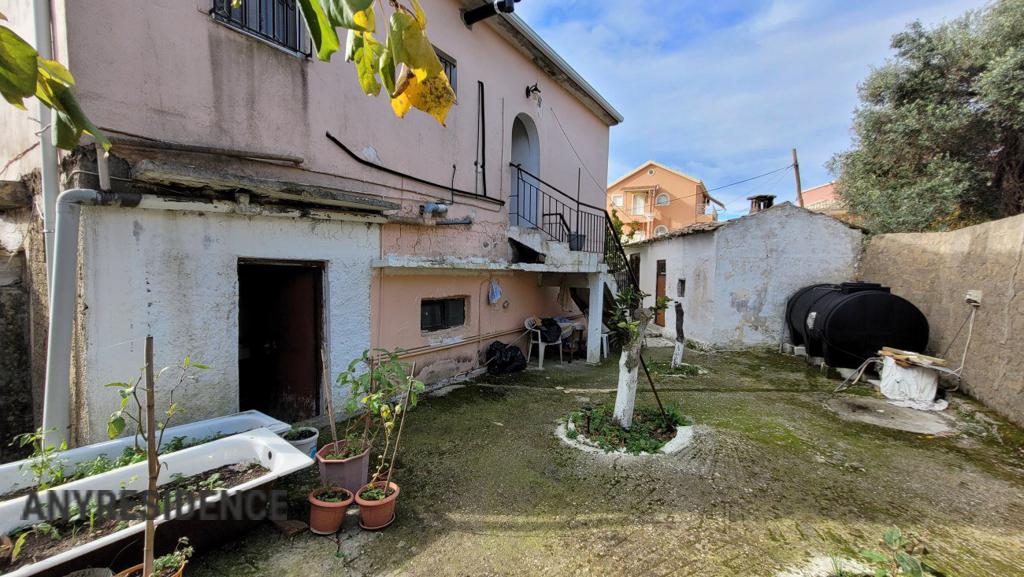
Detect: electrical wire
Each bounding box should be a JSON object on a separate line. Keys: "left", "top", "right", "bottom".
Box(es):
{"left": 706, "top": 164, "right": 794, "bottom": 192}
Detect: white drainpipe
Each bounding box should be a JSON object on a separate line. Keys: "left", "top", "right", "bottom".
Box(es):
{"left": 42, "top": 187, "right": 141, "bottom": 447}
{"left": 34, "top": 0, "right": 60, "bottom": 287}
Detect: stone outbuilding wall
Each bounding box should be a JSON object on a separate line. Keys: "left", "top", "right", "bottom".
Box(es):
{"left": 861, "top": 214, "right": 1024, "bottom": 426}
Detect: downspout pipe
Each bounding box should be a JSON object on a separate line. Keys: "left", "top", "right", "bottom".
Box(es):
{"left": 34, "top": 0, "right": 59, "bottom": 288}
{"left": 42, "top": 188, "right": 141, "bottom": 448}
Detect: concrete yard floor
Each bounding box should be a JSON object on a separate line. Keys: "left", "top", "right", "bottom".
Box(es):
{"left": 189, "top": 348, "right": 1024, "bottom": 577}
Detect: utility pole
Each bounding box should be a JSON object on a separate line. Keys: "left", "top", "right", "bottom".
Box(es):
{"left": 792, "top": 148, "right": 804, "bottom": 207}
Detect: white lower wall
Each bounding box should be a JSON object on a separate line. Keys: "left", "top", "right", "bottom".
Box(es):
{"left": 712, "top": 205, "right": 862, "bottom": 347}
{"left": 626, "top": 204, "right": 863, "bottom": 349}
{"left": 76, "top": 207, "right": 378, "bottom": 443}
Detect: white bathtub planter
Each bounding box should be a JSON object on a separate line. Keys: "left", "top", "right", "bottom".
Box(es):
{"left": 0, "top": 428, "right": 312, "bottom": 577}
{"left": 555, "top": 420, "right": 696, "bottom": 458}
{"left": 0, "top": 411, "right": 289, "bottom": 500}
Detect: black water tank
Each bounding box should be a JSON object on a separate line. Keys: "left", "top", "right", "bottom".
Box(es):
{"left": 786, "top": 282, "right": 928, "bottom": 368}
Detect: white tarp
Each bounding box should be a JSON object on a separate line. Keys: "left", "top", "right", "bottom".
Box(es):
{"left": 879, "top": 356, "right": 949, "bottom": 411}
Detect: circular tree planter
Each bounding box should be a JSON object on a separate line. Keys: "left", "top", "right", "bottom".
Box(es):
{"left": 555, "top": 420, "right": 696, "bottom": 457}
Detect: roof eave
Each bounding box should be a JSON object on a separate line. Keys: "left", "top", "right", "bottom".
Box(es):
{"left": 489, "top": 12, "right": 623, "bottom": 126}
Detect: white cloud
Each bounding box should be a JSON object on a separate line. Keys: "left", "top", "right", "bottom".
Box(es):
{"left": 517, "top": 0, "right": 988, "bottom": 216}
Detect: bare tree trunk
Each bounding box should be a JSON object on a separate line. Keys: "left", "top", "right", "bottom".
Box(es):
{"left": 671, "top": 303, "right": 686, "bottom": 368}
{"left": 613, "top": 309, "right": 651, "bottom": 429}
{"left": 143, "top": 336, "right": 157, "bottom": 577}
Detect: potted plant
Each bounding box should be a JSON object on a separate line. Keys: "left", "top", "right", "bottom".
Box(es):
{"left": 354, "top": 364, "right": 423, "bottom": 530}
{"left": 317, "top": 350, "right": 412, "bottom": 493}
{"left": 114, "top": 537, "right": 192, "bottom": 577}
{"left": 307, "top": 486, "right": 354, "bottom": 535}
{"left": 280, "top": 427, "right": 319, "bottom": 459}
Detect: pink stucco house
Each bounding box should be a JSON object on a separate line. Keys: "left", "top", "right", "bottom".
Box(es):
{"left": 0, "top": 0, "right": 622, "bottom": 444}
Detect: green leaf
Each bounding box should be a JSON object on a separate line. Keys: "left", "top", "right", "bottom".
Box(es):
{"left": 11, "top": 531, "right": 28, "bottom": 561}
{"left": 36, "top": 57, "right": 74, "bottom": 86}
{"left": 895, "top": 551, "right": 924, "bottom": 577}
{"left": 861, "top": 550, "right": 889, "bottom": 564}
{"left": 883, "top": 527, "right": 902, "bottom": 548}
{"left": 107, "top": 414, "right": 126, "bottom": 439}
{"left": 50, "top": 80, "right": 110, "bottom": 150}
{"left": 191, "top": 362, "right": 210, "bottom": 369}
{"left": 324, "top": 0, "right": 375, "bottom": 32}
{"left": 349, "top": 30, "right": 382, "bottom": 96}
{"left": 0, "top": 25, "right": 39, "bottom": 109}
{"left": 296, "top": 0, "right": 341, "bottom": 61}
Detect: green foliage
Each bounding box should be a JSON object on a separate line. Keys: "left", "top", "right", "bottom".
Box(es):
{"left": 10, "top": 522, "right": 59, "bottom": 562}
{"left": 358, "top": 485, "right": 395, "bottom": 501}
{"left": 859, "top": 527, "right": 937, "bottom": 577}
{"left": 0, "top": 17, "right": 108, "bottom": 150}
{"left": 568, "top": 403, "right": 688, "bottom": 455}
{"left": 829, "top": 0, "right": 1024, "bottom": 232}
{"left": 151, "top": 537, "right": 193, "bottom": 576}
{"left": 10, "top": 428, "right": 66, "bottom": 490}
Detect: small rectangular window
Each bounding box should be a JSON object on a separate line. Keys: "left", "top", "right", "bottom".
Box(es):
{"left": 612, "top": 194, "right": 624, "bottom": 208}
{"left": 212, "top": 0, "right": 306, "bottom": 53}
{"left": 677, "top": 279, "right": 686, "bottom": 298}
{"left": 421, "top": 297, "right": 466, "bottom": 332}
{"left": 434, "top": 46, "right": 457, "bottom": 97}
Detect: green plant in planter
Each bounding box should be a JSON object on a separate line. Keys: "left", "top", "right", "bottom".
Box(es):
{"left": 10, "top": 428, "right": 67, "bottom": 490}
{"left": 149, "top": 537, "right": 193, "bottom": 577}
{"left": 325, "top": 349, "right": 421, "bottom": 460}
{"left": 359, "top": 362, "right": 424, "bottom": 501}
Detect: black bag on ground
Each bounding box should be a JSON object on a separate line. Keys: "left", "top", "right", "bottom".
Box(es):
{"left": 486, "top": 341, "right": 527, "bottom": 374}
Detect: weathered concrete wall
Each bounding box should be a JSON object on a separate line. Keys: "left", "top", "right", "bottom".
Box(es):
{"left": 861, "top": 214, "right": 1024, "bottom": 426}
{"left": 75, "top": 207, "right": 378, "bottom": 444}
{"left": 0, "top": 250, "right": 33, "bottom": 463}
{"left": 713, "top": 205, "right": 862, "bottom": 347}
{"left": 626, "top": 204, "right": 863, "bottom": 349}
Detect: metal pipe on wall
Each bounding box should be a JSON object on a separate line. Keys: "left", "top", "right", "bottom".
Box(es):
{"left": 34, "top": 0, "right": 59, "bottom": 289}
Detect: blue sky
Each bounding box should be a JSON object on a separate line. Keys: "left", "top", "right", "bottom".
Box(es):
{"left": 516, "top": 0, "right": 989, "bottom": 219}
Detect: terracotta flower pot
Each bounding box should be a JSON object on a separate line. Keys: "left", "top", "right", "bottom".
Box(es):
{"left": 316, "top": 441, "right": 370, "bottom": 494}
{"left": 308, "top": 486, "right": 354, "bottom": 535}
{"left": 114, "top": 560, "right": 186, "bottom": 577}
{"left": 355, "top": 481, "right": 400, "bottom": 530}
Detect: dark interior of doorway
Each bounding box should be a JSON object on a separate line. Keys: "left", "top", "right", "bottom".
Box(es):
{"left": 238, "top": 260, "right": 324, "bottom": 423}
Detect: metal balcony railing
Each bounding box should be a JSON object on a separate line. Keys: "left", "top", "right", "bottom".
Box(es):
{"left": 509, "top": 164, "right": 606, "bottom": 253}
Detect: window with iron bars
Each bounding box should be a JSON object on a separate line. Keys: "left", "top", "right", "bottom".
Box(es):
{"left": 212, "top": 0, "right": 306, "bottom": 54}
{"left": 434, "top": 46, "right": 457, "bottom": 98}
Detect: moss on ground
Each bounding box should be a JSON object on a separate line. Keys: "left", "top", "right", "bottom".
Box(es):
{"left": 189, "top": 348, "right": 1024, "bottom": 577}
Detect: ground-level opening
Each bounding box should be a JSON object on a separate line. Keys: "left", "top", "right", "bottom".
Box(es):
{"left": 238, "top": 259, "right": 325, "bottom": 423}
{"left": 655, "top": 259, "right": 666, "bottom": 326}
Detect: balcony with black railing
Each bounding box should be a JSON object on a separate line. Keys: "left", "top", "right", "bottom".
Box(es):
{"left": 509, "top": 164, "right": 606, "bottom": 254}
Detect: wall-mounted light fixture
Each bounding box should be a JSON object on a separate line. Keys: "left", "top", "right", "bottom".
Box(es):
{"left": 462, "top": 0, "right": 521, "bottom": 28}
{"left": 525, "top": 83, "right": 541, "bottom": 99}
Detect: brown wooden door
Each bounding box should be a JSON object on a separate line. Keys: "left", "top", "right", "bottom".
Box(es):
{"left": 238, "top": 260, "right": 324, "bottom": 423}
{"left": 655, "top": 260, "right": 667, "bottom": 326}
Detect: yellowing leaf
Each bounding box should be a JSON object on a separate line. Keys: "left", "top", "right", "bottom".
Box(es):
{"left": 411, "top": 0, "right": 427, "bottom": 28}
{"left": 37, "top": 57, "right": 74, "bottom": 86}
{"left": 390, "top": 68, "right": 455, "bottom": 126}
{"left": 324, "top": 0, "right": 375, "bottom": 32}
{"left": 348, "top": 30, "right": 383, "bottom": 96}
{"left": 388, "top": 11, "right": 442, "bottom": 79}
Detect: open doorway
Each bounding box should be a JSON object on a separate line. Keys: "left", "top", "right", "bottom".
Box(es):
{"left": 510, "top": 113, "right": 540, "bottom": 227}
{"left": 655, "top": 260, "right": 667, "bottom": 327}
{"left": 238, "top": 260, "right": 324, "bottom": 423}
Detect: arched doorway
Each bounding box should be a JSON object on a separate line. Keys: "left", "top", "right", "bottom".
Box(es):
{"left": 510, "top": 113, "right": 540, "bottom": 227}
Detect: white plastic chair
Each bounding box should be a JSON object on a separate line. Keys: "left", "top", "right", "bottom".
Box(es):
{"left": 525, "top": 318, "right": 573, "bottom": 369}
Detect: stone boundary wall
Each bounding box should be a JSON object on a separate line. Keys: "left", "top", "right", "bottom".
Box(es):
{"left": 860, "top": 214, "right": 1024, "bottom": 426}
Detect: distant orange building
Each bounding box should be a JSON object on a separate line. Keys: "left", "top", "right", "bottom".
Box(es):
{"left": 801, "top": 182, "right": 850, "bottom": 220}
{"left": 607, "top": 161, "right": 724, "bottom": 242}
